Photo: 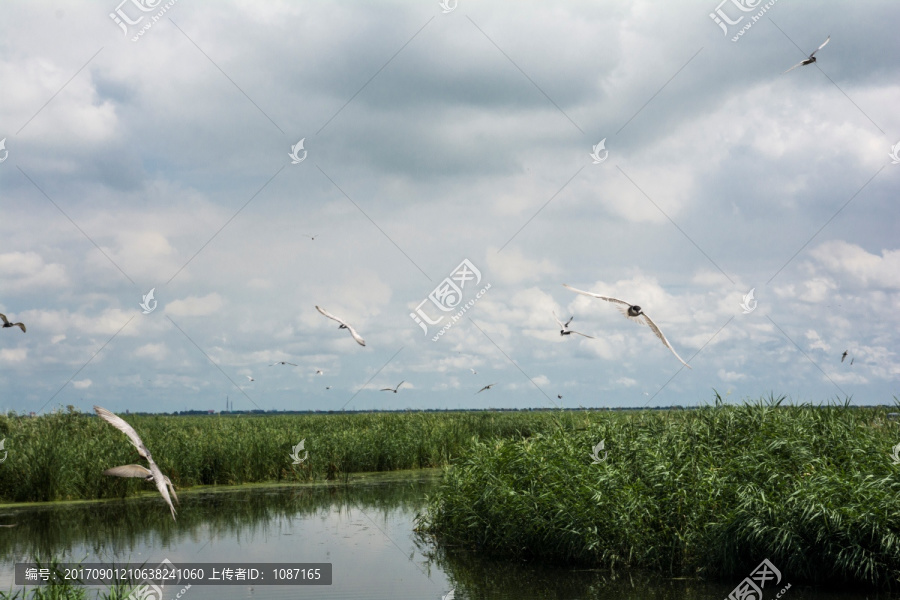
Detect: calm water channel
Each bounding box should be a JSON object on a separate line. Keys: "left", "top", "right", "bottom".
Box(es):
{"left": 0, "top": 470, "right": 894, "bottom": 600}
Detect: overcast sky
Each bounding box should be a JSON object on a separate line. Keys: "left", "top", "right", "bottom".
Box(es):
{"left": 1, "top": 0, "right": 898, "bottom": 414}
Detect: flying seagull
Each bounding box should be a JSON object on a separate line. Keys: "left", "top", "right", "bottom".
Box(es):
{"left": 470, "top": 368, "right": 477, "bottom": 375}
{"left": 850, "top": 357, "right": 855, "bottom": 365}
{"left": 245, "top": 375, "right": 255, "bottom": 382}
{"left": 553, "top": 312, "right": 595, "bottom": 338}
{"left": 475, "top": 383, "right": 497, "bottom": 394}
{"left": 315, "top": 369, "right": 324, "bottom": 375}
{"left": 563, "top": 284, "right": 692, "bottom": 369}
{"left": 305, "top": 234, "right": 318, "bottom": 241}
{"left": 270, "top": 361, "right": 298, "bottom": 367}
{"left": 0, "top": 313, "right": 25, "bottom": 333}
{"left": 841, "top": 350, "right": 848, "bottom": 363}
{"left": 783, "top": 35, "right": 830, "bottom": 74}
{"left": 380, "top": 381, "right": 405, "bottom": 393}
{"left": 316, "top": 306, "right": 366, "bottom": 346}
{"left": 94, "top": 406, "right": 178, "bottom": 521}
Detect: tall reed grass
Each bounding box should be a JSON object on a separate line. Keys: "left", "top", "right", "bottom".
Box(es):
{"left": 417, "top": 396, "right": 900, "bottom": 588}
{"left": 0, "top": 408, "right": 559, "bottom": 502}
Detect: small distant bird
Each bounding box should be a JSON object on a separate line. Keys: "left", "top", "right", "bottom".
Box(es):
{"left": 380, "top": 381, "right": 405, "bottom": 393}
{"left": 475, "top": 383, "right": 497, "bottom": 394}
{"left": 305, "top": 234, "right": 317, "bottom": 241}
{"left": 470, "top": 368, "right": 477, "bottom": 375}
{"left": 245, "top": 375, "right": 255, "bottom": 382}
{"left": 315, "top": 369, "right": 324, "bottom": 375}
{"left": 783, "top": 35, "right": 830, "bottom": 74}
{"left": 553, "top": 312, "right": 595, "bottom": 338}
{"left": 325, "top": 386, "right": 332, "bottom": 390}
{"left": 0, "top": 313, "right": 25, "bottom": 332}
{"left": 841, "top": 350, "right": 848, "bottom": 363}
{"left": 850, "top": 357, "right": 854, "bottom": 365}
{"left": 316, "top": 306, "right": 366, "bottom": 346}
{"left": 94, "top": 406, "right": 178, "bottom": 521}
{"left": 270, "top": 361, "right": 298, "bottom": 367}
{"left": 557, "top": 394, "right": 563, "bottom": 399}
{"left": 563, "top": 284, "right": 691, "bottom": 369}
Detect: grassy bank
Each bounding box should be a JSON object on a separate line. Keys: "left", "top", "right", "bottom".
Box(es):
{"left": 0, "top": 408, "right": 560, "bottom": 503}
{"left": 417, "top": 397, "right": 900, "bottom": 588}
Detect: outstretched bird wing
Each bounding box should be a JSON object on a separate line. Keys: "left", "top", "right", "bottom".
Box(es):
{"left": 0, "top": 313, "right": 8, "bottom": 325}
{"left": 344, "top": 323, "right": 366, "bottom": 346}
{"left": 552, "top": 311, "right": 566, "bottom": 329}
{"left": 569, "top": 330, "right": 595, "bottom": 339}
{"left": 638, "top": 314, "right": 692, "bottom": 369}
{"left": 94, "top": 406, "right": 151, "bottom": 461}
{"left": 809, "top": 35, "right": 830, "bottom": 58}
{"left": 563, "top": 284, "right": 631, "bottom": 308}
{"left": 782, "top": 60, "right": 805, "bottom": 74}
{"left": 103, "top": 464, "right": 152, "bottom": 478}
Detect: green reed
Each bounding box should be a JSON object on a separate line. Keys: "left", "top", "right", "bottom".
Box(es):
{"left": 417, "top": 396, "right": 900, "bottom": 588}
{"left": 0, "top": 407, "right": 567, "bottom": 502}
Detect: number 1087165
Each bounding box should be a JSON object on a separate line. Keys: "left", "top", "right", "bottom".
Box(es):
{"left": 273, "top": 568, "right": 321, "bottom": 580}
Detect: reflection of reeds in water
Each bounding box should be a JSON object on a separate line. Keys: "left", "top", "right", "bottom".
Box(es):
{"left": 418, "top": 395, "right": 900, "bottom": 589}
{"left": 0, "top": 473, "right": 440, "bottom": 563}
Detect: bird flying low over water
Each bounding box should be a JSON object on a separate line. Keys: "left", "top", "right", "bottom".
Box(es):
{"left": 0, "top": 313, "right": 25, "bottom": 332}
{"left": 94, "top": 406, "right": 178, "bottom": 521}
{"left": 783, "top": 35, "right": 830, "bottom": 73}
{"left": 380, "top": 381, "right": 405, "bottom": 393}
{"left": 553, "top": 312, "right": 595, "bottom": 338}
{"left": 563, "top": 284, "right": 692, "bottom": 369}
{"left": 475, "top": 383, "right": 497, "bottom": 394}
{"left": 316, "top": 306, "right": 366, "bottom": 346}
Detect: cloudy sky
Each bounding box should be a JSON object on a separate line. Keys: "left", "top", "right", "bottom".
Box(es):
{"left": 1, "top": 0, "right": 898, "bottom": 414}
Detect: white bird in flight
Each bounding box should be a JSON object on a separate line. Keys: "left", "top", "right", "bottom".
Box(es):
{"left": 270, "top": 361, "right": 298, "bottom": 367}
{"left": 94, "top": 406, "right": 178, "bottom": 521}
{"left": 553, "top": 312, "right": 595, "bottom": 338}
{"left": 245, "top": 375, "right": 255, "bottom": 382}
{"left": 783, "top": 35, "right": 830, "bottom": 74}
{"left": 563, "top": 284, "right": 691, "bottom": 369}
{"left": 475, "top": 383, "right": 497, "bottom": 394}
{"left": 316, "top": 306, "right": 366, "bottom": 346}
{"left": 315, "top": 369, "right": 324, "bottom": 375}
{"left": 0, "top": 313, "right": 26, "bottom": 332}
{"left": 469, "top": 368, "right": 477, "bottom": 375}
{"left": 380, "top": 381, "right": 405, "bottom": 393}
